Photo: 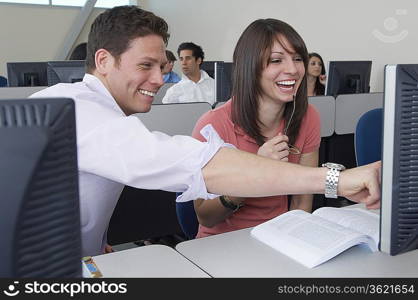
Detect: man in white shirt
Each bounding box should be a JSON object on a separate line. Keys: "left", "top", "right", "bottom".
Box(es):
{"left": 162, "top": 42, "right": 215, "bottom": 105}
{"left": 30, "top": 6, "right": 380, "bottom": 256}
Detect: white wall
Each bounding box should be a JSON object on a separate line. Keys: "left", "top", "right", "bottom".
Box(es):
{"left": 1, "top": 1, "right": 416, "bottom": 92}
{"left": 0, "top": 3, "right": 105, "bottom": 77}
{"left": 145, "top": 0, "right": 418, "bottom": 92}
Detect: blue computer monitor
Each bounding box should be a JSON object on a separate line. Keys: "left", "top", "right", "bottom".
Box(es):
{"left": 380, "top": 64, "right": 418, "bottom": 256}
{"left": 0, "top": 98, "right": 81, "bottom": 277}
{"left": 47, "top": 60, "right": 86, "bottom": 86}
{"left": 6, "top": 62, "right": 48, "bottom": 87}
{"left": 326, "top": 61, "right": 372, "bottom": 97}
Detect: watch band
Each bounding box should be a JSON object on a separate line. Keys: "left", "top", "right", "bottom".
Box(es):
{"left": 219, "top": 195, "right": 243, "bottom": 212}
{"left": 322, "top": 163, "right": 345, "bottom": 199}
{"left": 324, "top": 168, "right": 340, "bottom": 198}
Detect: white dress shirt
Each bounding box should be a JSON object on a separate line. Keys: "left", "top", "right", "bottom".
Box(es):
{"left": 162, "top": 70, "right": 215, "bottom": 105}
{"left": 30, "top": 74, "right": 225, "bottom": 256}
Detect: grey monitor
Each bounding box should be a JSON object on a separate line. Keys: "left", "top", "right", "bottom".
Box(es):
{"left": 380, "top": 64, "right": 418, "bottom": 255}
{"left": 7, "top": 62, "right": 48, "bottom": 87}
{"left": 0, "top": 97, "right": 81, "bottom": 277}
{"left": 47, "top": 60, "right": 86, "bottom": 86}
{"left": 326, "top": 61, "right": 372, "bottom": 97}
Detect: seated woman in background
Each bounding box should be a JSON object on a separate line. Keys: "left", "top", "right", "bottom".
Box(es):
{"left": 307, "top": 52, "right": 326, "bottom": 96}
{"left": 191, "top": 18, "right": 321, "bottom": 238}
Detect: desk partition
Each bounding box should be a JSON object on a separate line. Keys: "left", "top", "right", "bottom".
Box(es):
{"left": 135, "top": 102, "right": 212, "bottom": 135}
{"left": 335, "top": 93, "right": 383, "bottom": 135}
{"left": 308, "top": 96, "right": 335, "bottom": 137}
{"left": 0, "top": 86, "right": 46, "bottom": 99}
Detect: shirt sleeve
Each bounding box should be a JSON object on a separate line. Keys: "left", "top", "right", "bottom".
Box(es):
{"left": 301, "top": 104, "right": 321, "bottom": 154}
{"left": 192, "top": 109, "right": 228, "bottom": 142}
{"left": 162, "top": 85, "right": 177, "bottom": 104}
{"left": 77, "top": 116, "right": 227, "bottom": 202}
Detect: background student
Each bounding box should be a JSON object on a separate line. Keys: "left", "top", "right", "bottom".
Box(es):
{"left": 163, "top": 50, "right": 181, "bottom": 83}
{"left": 69, "top": 42, "right": 87, "bottom": 60}
{"left": 162, "top": 42, "right": 215, "bottom": 105}
{"left": 307, "top": 52, "right": 327, "bottom": 96}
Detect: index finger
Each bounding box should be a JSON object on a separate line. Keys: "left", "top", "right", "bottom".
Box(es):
{"left": 267, "top": 133, "right": 289, "bottom": 145}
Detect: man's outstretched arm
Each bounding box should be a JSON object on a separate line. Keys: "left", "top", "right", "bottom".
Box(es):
{"left": 202, "top": 147, "right": 381, "bottom": 208}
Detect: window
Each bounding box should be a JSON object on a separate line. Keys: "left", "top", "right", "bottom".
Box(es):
{"left": 2, "top": 0, "right": 48, "bottom": 4}
{"left": 0, "top": 0, "right": 133, "bottom": 8}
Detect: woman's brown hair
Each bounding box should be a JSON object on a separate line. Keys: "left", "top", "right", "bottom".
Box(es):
{"left": 231, "top": 19, "right": 308, "bottom": 146}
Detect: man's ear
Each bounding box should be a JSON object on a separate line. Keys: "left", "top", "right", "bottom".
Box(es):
{"left": 95, "top": 48, "right": 114, "bottom": 75}
{"left": 197, "top": 57, "right": 202, "bottom": 67}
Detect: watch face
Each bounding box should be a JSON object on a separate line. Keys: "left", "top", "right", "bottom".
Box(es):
{"left": 323, "top": 162, "right": 346, "bottom": 170}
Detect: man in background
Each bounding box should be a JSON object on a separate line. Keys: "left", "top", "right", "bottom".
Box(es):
{"left": 162, "top": 42, "right": 215, "bottom": 105}
{"left": 163, "top": 50, "right": 181, "bottom": 83}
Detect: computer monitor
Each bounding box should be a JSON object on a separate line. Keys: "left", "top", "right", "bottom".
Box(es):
{"left": 200, "top": 60, "right": 221, "bottom": 79}
{"left": 47, "top": 60, "right": 86, "bottom": 86}
{"left": 0, "top": 98, "right": 81, "bottom": 277}
{"left": 326, "top": 61, "right": 372, "bottom": 97}
{"left": 7, "top": 62, "right": 48, "bottom": 87}
{"left": 380, "top": 64, "right": 418, "bottom": 256}
{"left": 201, "top": 61, "right": 233, "bottom": 103}
{"left": 215, "top": 62, "right": 233, "bottom": 103}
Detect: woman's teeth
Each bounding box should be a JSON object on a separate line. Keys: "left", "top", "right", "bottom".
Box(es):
{"left": 277, "top": 80, "right": 296, "bottom": 86}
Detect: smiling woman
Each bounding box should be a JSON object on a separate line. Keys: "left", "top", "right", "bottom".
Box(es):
{"left": 191, "top": 18, "right": 321, "bottom": 238}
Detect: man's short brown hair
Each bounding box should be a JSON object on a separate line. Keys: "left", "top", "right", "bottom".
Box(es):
{"left": 86, "top": 5, "right": 169, "bottom": 73}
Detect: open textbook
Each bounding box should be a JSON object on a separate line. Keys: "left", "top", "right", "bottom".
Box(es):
{"left": 251, "top": 207, "right": 379, "bottom": 268}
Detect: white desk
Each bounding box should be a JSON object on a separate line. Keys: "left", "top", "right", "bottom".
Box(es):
{"left": 175, "top": 209, "right": 418, "bottom": 278}
{"left": 93, "top": 244, "right": 210, "bottom": 278}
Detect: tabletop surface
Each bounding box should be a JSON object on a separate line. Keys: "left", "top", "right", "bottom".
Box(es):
{"left": 93, "top": 244, "right": 210, "bottom": 278}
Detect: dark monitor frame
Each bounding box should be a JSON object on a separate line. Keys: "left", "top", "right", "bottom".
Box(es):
{"left": 47, "top": 60, "right": 86, "bottom": 86}
{"left": 326, "top": 61, "right": 372, "bottom": 97}
{"left": 200, "top": 61, "right": 233, "bottom": 104}
{"left": 0, "top": 97, "right": 81, "bottom": 277}
{"left": 6, "top": 62, "right": 48, "bottom": 87}
{"left": 380, "top": 64, "right": 418, "bottom": 256}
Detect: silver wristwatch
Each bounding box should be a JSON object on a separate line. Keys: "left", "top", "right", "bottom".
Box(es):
{"left": 322, "top": 162, "right": 346, "bottom": 199}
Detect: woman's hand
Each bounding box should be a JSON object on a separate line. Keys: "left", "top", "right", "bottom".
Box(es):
{"left": 257, "top": 133, "right": 290, "bottom": 161}
{"left": 319, "top": 74, "right": 327, "bottom": 86}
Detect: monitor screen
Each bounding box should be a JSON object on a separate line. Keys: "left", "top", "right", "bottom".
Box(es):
{"left": 326, "top": 61, "right": 372, "bottom": 97}
{"left": 47, "top": 60, "right": 86, "bottom": 86}
{"left": 215, "top": 62, "right": 233, "bottom": 103}
{"left": 200, "top": 61, "right": 222, "bottom": 79}
{"left": 201, "top": 61, "right": 233, "bottom": 103}
{"left": 0, "top": 97, "right": 81, "bottom": 277}
{"left": 380, "top": 64, "right": 418, "bottom": 256}
{"left": 7, "top": 62, "right": 48, "bottom": 87}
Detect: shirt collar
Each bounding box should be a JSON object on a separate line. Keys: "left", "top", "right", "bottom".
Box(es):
{"left": 181, "top": 70, "right": 210, "bottom": 84}
{"left": 83, "top": 73, "right": 125, "bottom": 115}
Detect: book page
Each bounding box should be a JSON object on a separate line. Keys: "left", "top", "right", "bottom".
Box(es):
{"left": 251, "top": 210, "right": 375, "bottom": 268}
{"left": 312, "top": 207, "right": 379, "bottom": 245}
